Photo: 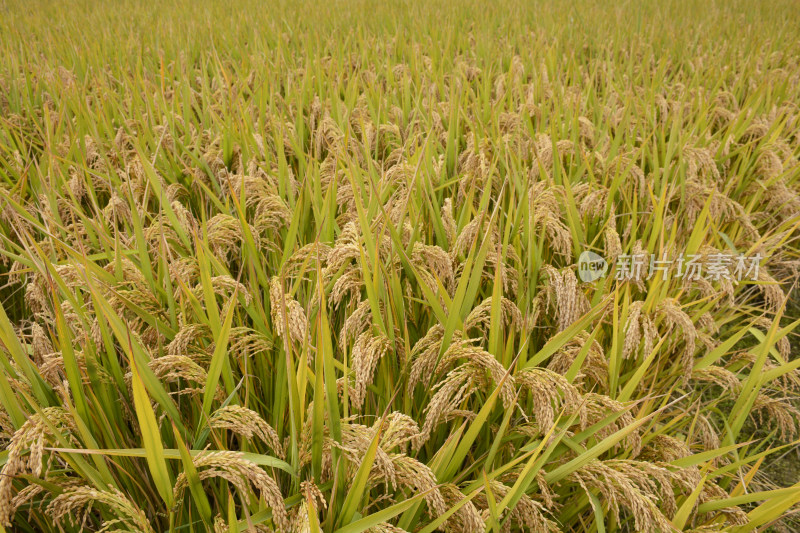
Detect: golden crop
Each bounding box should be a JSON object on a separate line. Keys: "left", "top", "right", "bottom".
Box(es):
{"left": 0, "top": 0, "right": 799, "bottom": 531}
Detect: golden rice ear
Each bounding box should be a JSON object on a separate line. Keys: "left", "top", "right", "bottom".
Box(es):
{"left": 693, "top": 412, "right": 722, "bottom": 454}
{"left": 684, "top": 146, "right": 721, "bottom": 184}
{"left": 228, "top": 326, "right": 273, "bottom": 359}
{"left": 340, "top": 299, "right": 372, "bottom": 351}
{"left": 390, "top": 454, "right": 446, "bottom": 518}
{"left": 415, "top": 368, "right": 476, "bottom": 449}
{"left": 254, "top": 194, "right": 292, "bottom": 235}
{"left": 698, "top": 482, "right": 749, "bottom": 526}
{"left": 47, "top": 486, "right": 155, "bottom": 533}
{"left": 451, "top": 213, "right": 485, "bottom": 259}
{"left": 622, "top": 300, "right": 656, "bottom": 361}
{"left": 0, "top": 408, "right": 77, "bottom": 527}
{"left": 577, "top": 116, "right": 595, "bottom": 147}
{"left": 570, "top": 460, "right": 676, "bottom": 533}
{"left": 516, "top": 367, "right": 582, "bottom": 430}
{"left": 574, "top": 182, "right": 611, "bottom": 220}
{"left": 377, "top": 412, "right": 421, "bottom": 452}
{"left": 415, "top": 342, "right": 515, "bottom": 448}
{"left": 411, "top": 243, "right": 454, "bottom": 295}
{"left": 603, "top": 225, "right": 623, "bottom": 261}
{"left": 526, "top": 182, "right": 573, "bottom": 258}
{"left": 39, "top": 349, "right": 104, "bottom": 388}
{"left": 757, "top": 178, "right": 800, "bottom": 220}
{"left": 146, "top": 355, "right": 213, "bottom": 398}
{"left": 363, "top": 523, "right": 411, "bottom": 533}
{"left": 464, "top": 296, "right": 524, "bottom": 334}
{"left": 173, "top": 451, "right": 288, "bottom": 531}
{"left": 583, "top": 394, "right": 642, "bottom": 456}
{"left": 639, "top": 434, "right": 692, "bottom": 463}
{"left": 350, "top": 331, "right": 392, "bottom": 409}
{"left": 691, "top": 365, "right": 741, "bottom": 391}
{"left": 213, "top": 515, "right": 228, "bottom": 533}
{"left": 209, "top": 405, "right": 285, "bottom": 458}
{"left": 438, "top": 342, "right": 516, "bottom": 406}
{"left": 170, "top": 199, "right": 198, "bottom": 235}
{"left": 204, "top": 275, "right": 252, "bottom": 305}
{"left": 168, "top": 323, "right": 211, "bottom": 356}
{"left": 754, "top": 269, "right": 786, "bottom": 312}
{"left": 287, "top": 490, "right": 327, "bottom": 533}
{"left": 756, "top": 148, "right": 783, "bottom": 180}
{"left": 300, "top": 480, "right": 327, "bottom": 512}
{"left": 752, "top": 394, "right": 800, "bottom": 440}
{"left": 269, "top": 276, "right": 310, "bottom": 346}
{"left": 473, "top": 480, "right": 559, "bottom": 532}
{"left": 407, "top": 324, "right": 448, "bottom": 393}
{"left": 102, "top": 193, "right": 133, "bottom": 227}
{"left": 681, "top": 179, "right": 747, "bottom": 233}
{"left": 547, "top": 331, "right": 608, "bottom": 389}
{"left": 540, "top": 265, "right": 590, "bottom": 332}
{"left": 656, "top": 298, "right": 698, "bottom": 384}
{"left": 29, "top": 322, "right": 54, "bottom": 363}
{"left": 329, "top": 265, "right": 365, "bottom": 310}
{"left": 206, "top": 213, "right": 245, "bottom": 262}
{"left": 324, "top": 221, "right": 362, "bottom": 274}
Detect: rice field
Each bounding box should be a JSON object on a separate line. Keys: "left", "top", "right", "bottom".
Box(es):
{"left": 1, "top": 0, "right": 800, "bottom": 531}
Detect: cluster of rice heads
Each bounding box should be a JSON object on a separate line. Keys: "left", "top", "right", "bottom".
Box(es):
{"left": 1, "top": 0, "right": 800, "bottom": 532}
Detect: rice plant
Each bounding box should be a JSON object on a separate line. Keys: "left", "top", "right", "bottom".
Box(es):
{"left": 1, "top": 0, "right": 799, "bottom": 531}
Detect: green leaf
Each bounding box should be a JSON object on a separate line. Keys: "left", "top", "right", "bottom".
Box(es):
{"left": 173, "top": 424, "right": 213, "bottom": 527}
{"left": 130, "top": 354, "right": 174, "bottom": 508}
